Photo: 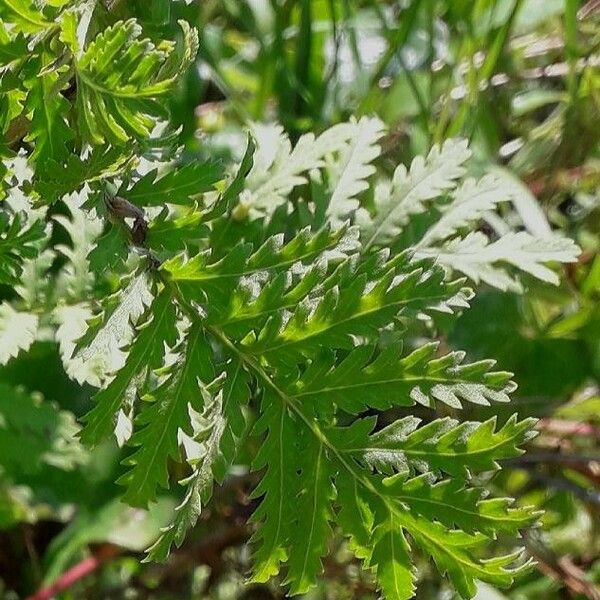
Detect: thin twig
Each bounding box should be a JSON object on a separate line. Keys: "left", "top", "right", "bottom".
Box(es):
{"left": 504, "top": 453, "right": 600, "bottom": 466}
{"left": 23, "top": 526, "right": 42, "bottom": 585}
{"left": 537, "top": 418, "right": 600, "bottom": 439}
{"left": 25, "top": 545, "right": 120, "bottom": 600}
{"left": 526, "top": 531, "right": 600, "bottom": 600}
{"left": 515, "top": 469, "right": 600, "bottom": 506}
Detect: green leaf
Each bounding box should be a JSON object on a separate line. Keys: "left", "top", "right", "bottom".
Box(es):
{"left": 58, "top": 8, "right": 79, "bottom": 55}
{"left": 70, "top": 273, "right": 153, "bottom": 387}
{"left": 0, "top": 68, "right": 25, "bottom": 144}
{"left": 0, "top": 212, "right": 46, "bottom": 285}
{"left": 415, "top": 231, "right": 581, "bottom": 291}
{"left": 75, "top": 19, "right": 198, "bottom": 144}
{"left": 23, "top": 51, "right": 73, "bottom": 176}
{"left": 250, "top": 392, "right": 301, "bottom": 582}
{"left": 88, "top": 222, "right": 129, "bottom": 274}
{"left": 217, "top": 134, "right": 255, "bottom": 214}
{"left": 52, "top": 195, "right": 104, "bottom": 299}
{"left": 335, "top": 469, "right": 373, "bottom": 561}
{"left": 361, "top": 138, "right": 471, "bottom": 250}
{"left": 331, "top": 415, "right": 536, "bottom": 479}
{"left": 325, "top": 116, "right": 385, "bottom": 225}
{"left": 245, "top": 260, "right": 468, "bottom": 364}
{"left": 14, "top": 107, "right": 554, "bottom": 600}
{"left": 145, "top": 362, "right": 250, "bottom": 561}
{"left": 119, "top": 322, "right": 214, "bottom": 507}
{"left": 146, "top": 205, "right": 209, "bottom": 253}
{"left": 163, "top": 225, "right": 358, "bottom": 324}
{"left": 0, "top": 0, "right": 52, "bottom": 34}
{"left": 212, "top": 360, "right": 251, "bottom": 481}
{"left": 31, "top": 147, "right": 133, "bottom": 204}
{"left": 285, "top": 432, "right": 335, "bottom": 594}
{"left": 290, "top": 343, "right": 516, "bottom": 413}
{"left": 244, "top": 120, "right": 359, "bottom": 216}
{"left": 383, "top": 473, "right": 536, "bottom": 537}
{"left": 121, "top": 160, "right": 224, "bottom": 206}
{"left": 80, "top": 288, "right": 178, "bottom": 445}
{"left": 397, "top": 511, "right": 526, "bottom": 598}
{"left": 0, "top": 27, "right": 27, "bottom": 64}
{"left": 371, "top": 513, "right": 415, "bottom": 600}
{"left": 417, "top": 174, "right": 511, "bottom": 247}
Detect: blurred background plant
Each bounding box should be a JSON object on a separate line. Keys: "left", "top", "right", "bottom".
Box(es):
{"left": 1, "top": 0, "right": 599, "bottom": 598}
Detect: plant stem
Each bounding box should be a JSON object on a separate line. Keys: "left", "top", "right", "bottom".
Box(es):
{"left": 25, "top": 545, "right": 120, "bottom": 600}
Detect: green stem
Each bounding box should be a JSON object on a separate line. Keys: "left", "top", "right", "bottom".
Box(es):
{"left": 358, "top": 0, "right": 421, "bottom": 114}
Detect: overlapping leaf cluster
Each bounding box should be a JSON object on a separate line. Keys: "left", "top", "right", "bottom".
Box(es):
{"left": 0, "top": 4, "right": 581, "bottom": 599}
{"left": 0, "top": 0, "right": 198, "bottom": 200}
{"left": 68, "top": 128, "right": 574, "bottom": 598}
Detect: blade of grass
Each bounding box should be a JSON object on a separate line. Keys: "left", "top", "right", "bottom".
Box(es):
{"left": 292, "top": 0, "right": 314, "bottom": 122}
{"left": 341, "top": 0, "right": 362, "bottom": 76}
{"left": 369, "top": 0, "right": 431, "bottom": 138}
{"left": 444, "top": 0, "right": 524, "bottom": 140}
{"left": 358, "top": 0, "right": 421, "bottom": 114}
{"left": 565, "top": 0, "right": 581, "bottom": 105}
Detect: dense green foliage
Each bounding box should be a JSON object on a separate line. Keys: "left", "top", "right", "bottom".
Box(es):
{"left": 1, "top": 1, "right": 599, "bottom": 600}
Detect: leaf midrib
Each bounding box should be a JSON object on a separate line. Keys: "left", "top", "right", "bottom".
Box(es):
{"left": 171, "top": 236, "right": 343, "bottom": 283}
{"left": 294, "top": 374, "right": 498, "bottom": 398}
{"left": 83, "top": 293, "right": 173, "bottom": 442}
{"left": 4, "top": 0, "right": 50, "bottom": 28}
{"left": 129, "top": 325, "right": 201, "bottom": 499}
{"left": 126, "top": 166, "right": 221, "bottom": 204}
{"left": 250, "top": 290, "right": 455, "bottom": 355}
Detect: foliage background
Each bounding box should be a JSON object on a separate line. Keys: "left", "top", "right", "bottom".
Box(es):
{"left": 1, "top": 0, "right": 599, "bottom": 599}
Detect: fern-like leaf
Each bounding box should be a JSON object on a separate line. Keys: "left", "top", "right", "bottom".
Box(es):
{"left": 285, "top": 430, "right": 335, "bottom": 594}
{"left": 325, "top": 116, "right": 385, "bottom": 225}
{"left": 245, "top": 119, "right": 367, "bottom": 216}
{"left": 32, "top": 147, "right": 133, "bottom": 204}
{"left": 330, "top": 415, "right": 536, "bottom": 479}
{"left": 383, "top": 473, "right": 536, "bottom": 537}
{"left": 415, "top": 231, "right": 581, "bottom": 291}
{"left": 250, "top": 392, "right": 301, "bottom": 582}
{"left": 66, "top": 121, "right": 555, "bottom": 600}
{"left": 242, "top": 260, "right": 468, "bottom": 364}
{"left": 120, "top": 161, "right": 224, "bottom": 207}
{"left": 360, "top": 138, "right": 471, "bottom": 250}
{"left": 0, "top": 9, "right": 569, "bottom": 598}
{"left": 163, "top": 226, "right": 358, "bottom": 322}
{"left": 371, "top": 513, "right": 416, "bottom": 600}
{"left": 417, "top": 174, "right": 511, "bottom": 247}
{"left": 0, "top": 211, "right": 46, "bottom": 285}
{"left": 70, "top": 273, "right": 152, "bottom": 386}
{"left": 0, "top": 302, "right": 38, "bottom": 365}
{"left": 74, "top": 19, "right": 198, "bottom": 144}
{"left": 119, "top": 322, "right": 214, "bottom": 507}
{"left": 398, "top": 511, "right": 526, "bottom": 598}
{"left": 23, "top": 52, "right": 73, "bottom": 176}
{"left": 80, "top": 288, "right": 178, "bottom": 445}
{"left": 146, "top": 362, "right": 250, "bottom": 561}
{"left": 288, "top": 343, "right": 515, "bottom": 413}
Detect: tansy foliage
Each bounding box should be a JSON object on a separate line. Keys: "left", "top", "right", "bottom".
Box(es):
{"left": 0, "top": 210, "right": 45, "bottom": 284}
{"left": 0, "top": 4, "right": 581, "bottom": 599}
{"left": 0, "top": 384, "right": 85, "bottom": 476}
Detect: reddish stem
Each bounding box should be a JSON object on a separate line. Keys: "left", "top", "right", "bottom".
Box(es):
{"left": 538, "top": 418, "right": 600, "bottom": 438}
{"left": 25, "top": 545, "right": 120, "bottom": 600}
